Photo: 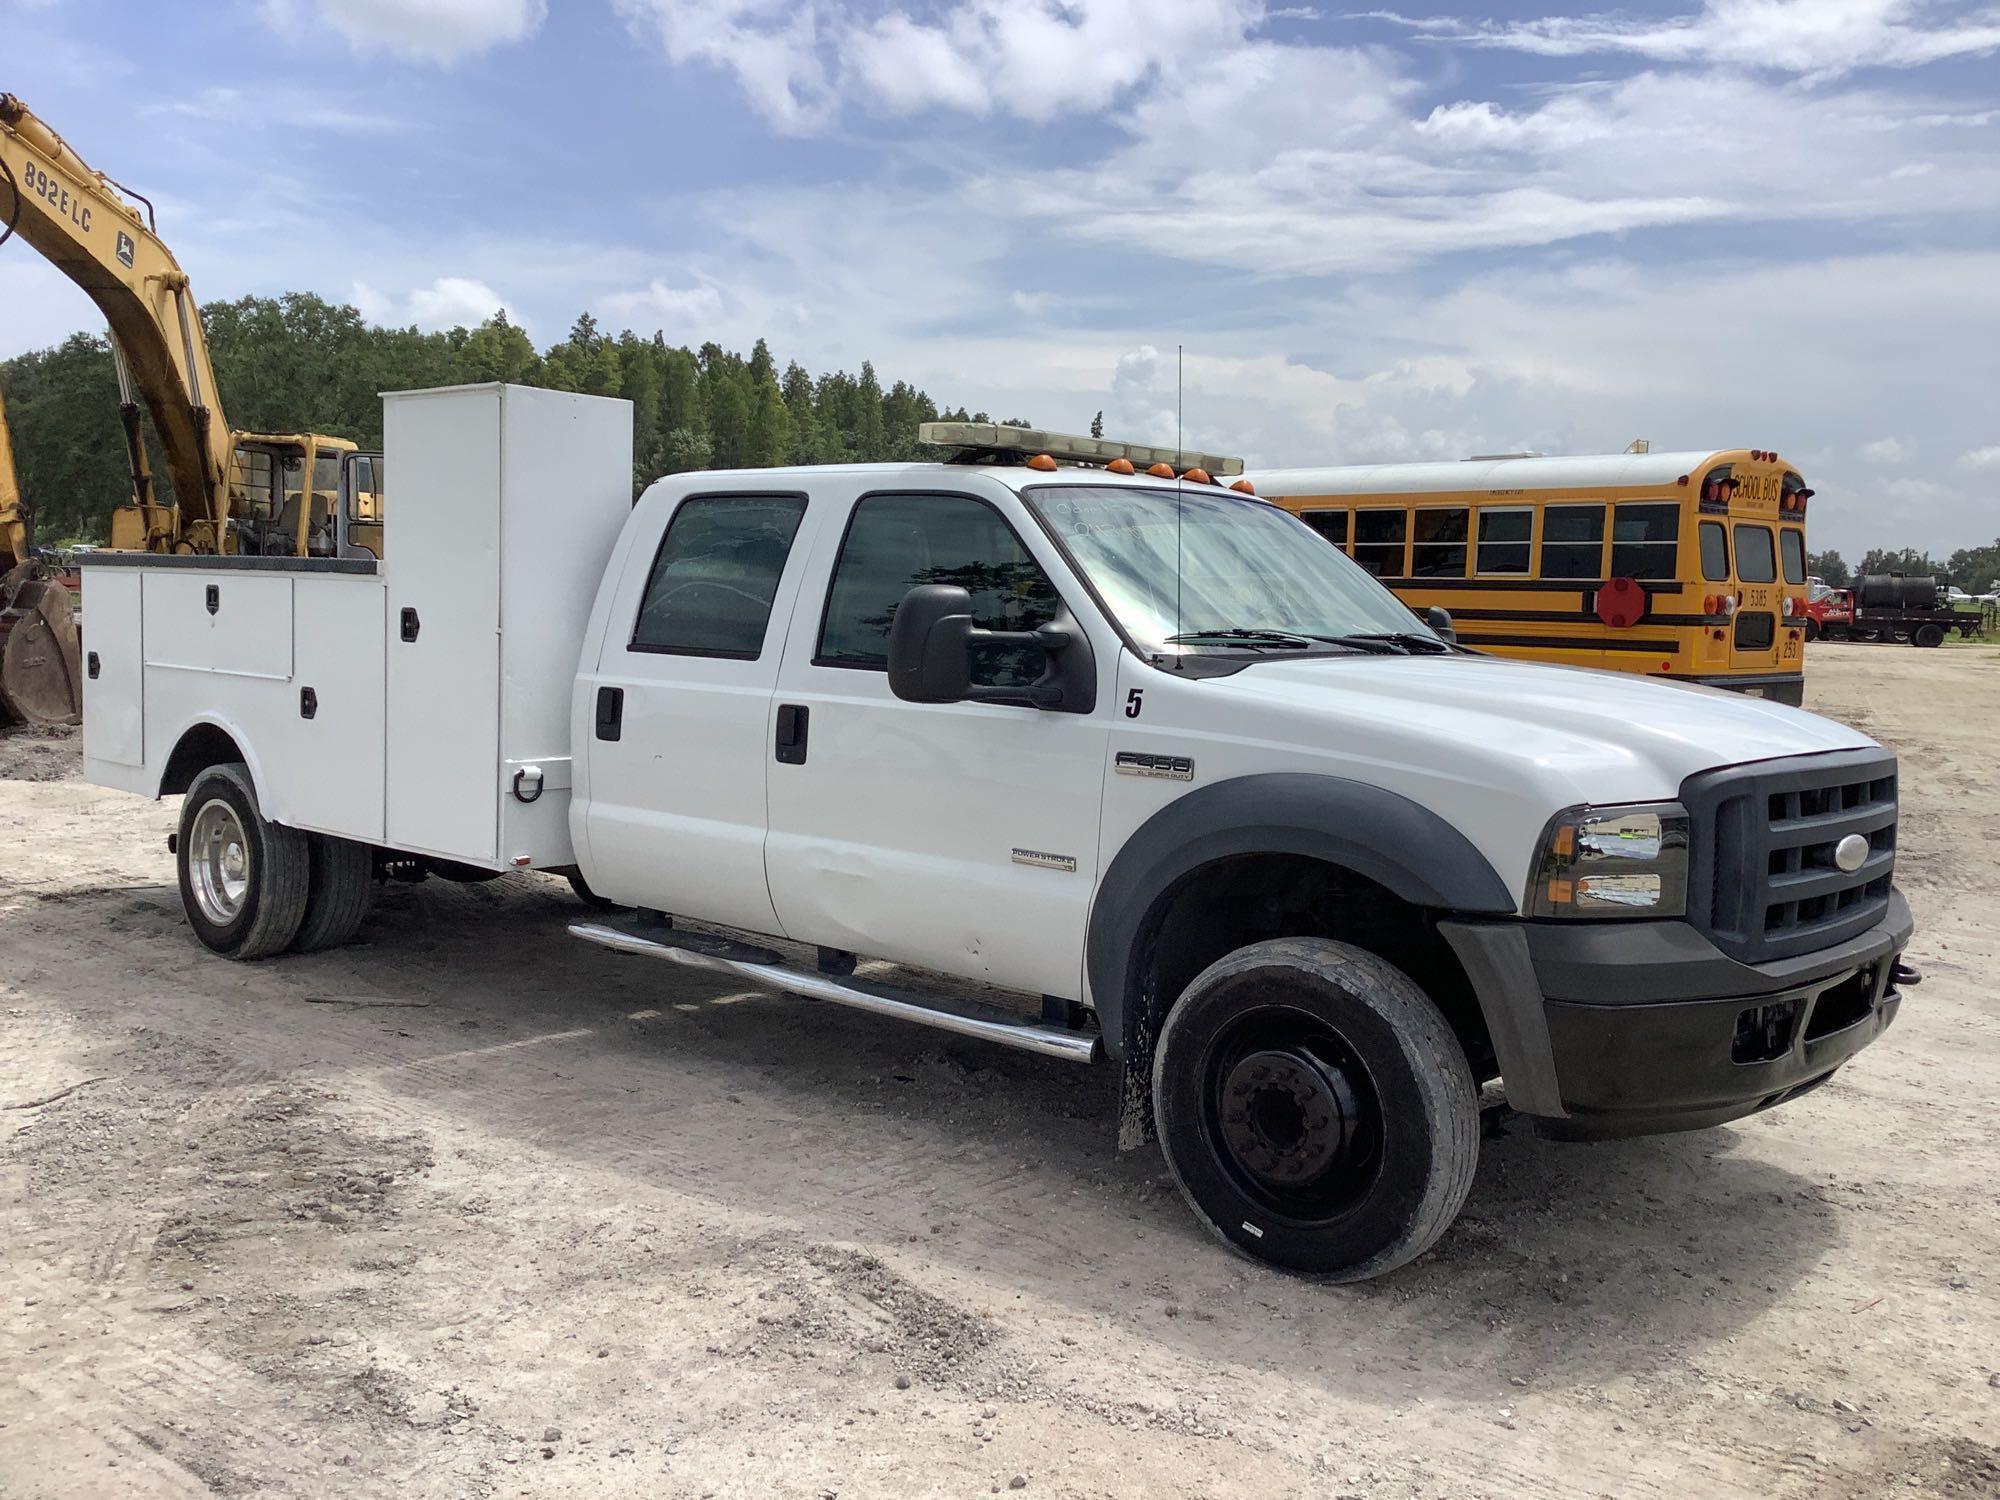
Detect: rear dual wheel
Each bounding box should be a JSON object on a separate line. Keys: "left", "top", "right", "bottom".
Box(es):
{"left": 177, "top": 763, "right": 372, "bottom": 958}
{"left": 1152, "top": 938, "right": 1479, "bottom": 1280}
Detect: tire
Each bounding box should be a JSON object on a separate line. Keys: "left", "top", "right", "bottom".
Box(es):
{"left": 1912, "top": 622, "right": 1945, "bottom": 648}
{"left": 567, "top": 870, "right": 622, "bottom": 910}
{"left": 1803, "top": 618, "right": 1820, "bottom": 642}
{"left": 1151, "top": 937, "right": 1479, "bottom": 1280}
{"left": 176, "top": 763, "right": 311, "bottom": 960}
{"left": 291, "top": 834, "right": 375, "bottom": 952}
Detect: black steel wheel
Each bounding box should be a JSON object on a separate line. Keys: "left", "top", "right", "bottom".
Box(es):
{"left": 1911, "top": 622, "right": 1945, "bottom": 648}
{"left": 1152, "top": 937, "right": 1479, "bottom": 1279}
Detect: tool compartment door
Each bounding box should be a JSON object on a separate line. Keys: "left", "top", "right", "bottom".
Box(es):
{"left": 384, "top": 390, "right": 501, "bottom": 865}
{"left": 80, "top": 566, "right": 144, "bottom": 767}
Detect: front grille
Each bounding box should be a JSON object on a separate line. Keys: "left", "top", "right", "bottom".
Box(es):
{"left": 1682, "top": 748, "right": 1897, "bottom": 962}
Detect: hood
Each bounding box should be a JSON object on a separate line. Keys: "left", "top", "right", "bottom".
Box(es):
{"left": 1201, "top": 652, "right": 1872, "bottom": 802}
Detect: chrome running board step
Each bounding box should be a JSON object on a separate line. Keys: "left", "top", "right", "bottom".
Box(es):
{"left": 569, "top": 920, "right": 1102, "bottom": 1064}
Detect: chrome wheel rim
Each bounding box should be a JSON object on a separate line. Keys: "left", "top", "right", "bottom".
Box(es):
{"left": 188, "top": 797, "right": 251, "bottom": 926}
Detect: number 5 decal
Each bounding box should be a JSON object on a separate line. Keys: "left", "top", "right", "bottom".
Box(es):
{"left": 1124, "top": 688, "right": 1144, "bottom": 718}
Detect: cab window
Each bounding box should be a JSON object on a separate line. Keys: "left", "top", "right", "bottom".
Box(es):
{"left": 1476, "top": 508, "right": 1531, "bottom": 575}
{"left": 1780, "top": 528, "right": 1806, "bottom": 585}
{"left": 1299, "top": 510, "right": 1348, "bottom": 548}
{"left": 1540, "top": 504, "right": 1605, "bottom": 578}
{"left": 1699, "top": 521, "right": 1730, "bottom": 582}
{"left": 1410, "top": 507, "right": 1469, "bottom": 578}
{"left": 818, "top": 493, "right": 1060, "bottom": 687}
{"left": 1611, "top": 502, "right": 1680, "bottom": 579}
{"left": 1352, "top": 508, "right": 1407, "bottom": 577}
{"left": 1735, "top": 524, "right": 1777, "bottom": 584}
{"left": 631, "top": 494, "right": 808, "bottom": 659}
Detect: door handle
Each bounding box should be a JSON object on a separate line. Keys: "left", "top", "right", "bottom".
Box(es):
{"left": 775, "top": 703, "right": 809, "bottom": 765}
{"left": 595, "top": 685, "right": 624, "bottom": 742}
{"left": 400, "top": 606, "right": 420, "bottom": 642}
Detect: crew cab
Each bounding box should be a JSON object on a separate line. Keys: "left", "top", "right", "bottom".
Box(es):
{"left": 80, "top": 386, "right": 1916, "bottom": 1279}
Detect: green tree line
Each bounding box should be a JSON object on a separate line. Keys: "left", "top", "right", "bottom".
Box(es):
{"left": 0, "top": 292, "right": 1025, "bottom": 543}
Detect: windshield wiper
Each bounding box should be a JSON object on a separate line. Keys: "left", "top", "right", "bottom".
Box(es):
{"left": 1320, "top": 632, "right": 1455, "bottom": 655}
{"left": 1164, "top": 628, "right": 1318, "bottom": 651}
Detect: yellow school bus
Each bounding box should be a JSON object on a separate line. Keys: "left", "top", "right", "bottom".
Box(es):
{"left": 1248, "top": 449, "right": 1813, "bottom": 704}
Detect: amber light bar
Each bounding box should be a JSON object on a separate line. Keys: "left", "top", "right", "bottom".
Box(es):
{"left": 920, "top": 421, "right": 1244, "bottom": 477}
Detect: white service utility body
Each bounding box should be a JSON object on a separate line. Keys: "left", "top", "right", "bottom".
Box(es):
{"left": 82, "top": 389, "right": 1917, "bottom": 1279}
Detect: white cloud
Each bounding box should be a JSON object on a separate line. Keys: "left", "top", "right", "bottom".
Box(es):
{"left": 601, "top": 278, "right": 729, "bottom": 335}
{"left": 1858, "top": 437, "right": 1908, "bottom": 464}
{"left": 269, "top": 0, "right": 546, "bottom": 64}
{"left": 1368, "top": 0, "right": 2000, "bottom": 81}
{"left": 1958, "top": 446, "right": 2000, "bottom": 472}
{"left": 351, "top": 276, "right": 513, "bottom": 330}
{"left": 612, "top": 0, "right": 837, "bottom": 133}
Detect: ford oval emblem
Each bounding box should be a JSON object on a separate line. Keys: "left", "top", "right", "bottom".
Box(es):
{"left": 1834, "top": 832, "right": 1870, "bottom": 873}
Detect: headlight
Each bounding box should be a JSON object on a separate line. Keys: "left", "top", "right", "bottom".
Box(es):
{"left": 1529, "top": 802, "right": 1690, "bottom": 919}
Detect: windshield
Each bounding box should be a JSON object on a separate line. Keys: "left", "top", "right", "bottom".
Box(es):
{"left": 1026, "top": 485, "right": 1440, "bottom": 655}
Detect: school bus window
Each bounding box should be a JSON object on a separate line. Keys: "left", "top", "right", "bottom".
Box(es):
{"left": 1699, "top": 521, "right": 1729, "bottom": 582}
{"left": 1299, "top": 509, "right": 1348, "bottom": 548}
{"left": 1476, "top": 508, "right": 1531, "bottom": 575}
{"left": 1735, "top": 524, "right": 1777, "bottom": 583}
{"left": 1611, "top": 502, "right": 1680, "bottom": 579}
{"left": 1780, "top": 528, "right": 1806, "bottom": 585}
{"left": 1540, "top": 504, "right": 1605, "bottom": 578}
{"left": 1352, "top": 509, "right": 1407, "bottom": 577}
{"left": 1411, "top": 507, "right": 1469, "bottom": 578}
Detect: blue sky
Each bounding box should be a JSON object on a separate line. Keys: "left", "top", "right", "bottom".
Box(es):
{"left": 3, "top": 0, "right": 1998, "bottom": 562}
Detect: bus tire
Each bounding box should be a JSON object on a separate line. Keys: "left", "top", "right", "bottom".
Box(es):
{"left": 176, "top": 763, "right": 311, "bottom": 961}
{"left": 1151, "top": 937, "right": 1479, "bottom": 1280}
{"left": 292, "top": 834, "right": 375, "bottom": 952}
{"left": 1912, "top": 622, "right": 1945, "bottom": 648}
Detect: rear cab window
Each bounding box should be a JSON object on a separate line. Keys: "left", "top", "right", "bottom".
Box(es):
{"left": 631, "top": 493, "right": 808, "bottom": 659}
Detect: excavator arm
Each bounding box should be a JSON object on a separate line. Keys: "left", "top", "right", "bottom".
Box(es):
{"left": 0, "top": 386, "right": 83, "bottom": 725}
{"left": 1, "top": 92, "right": 232, "bottom": 550}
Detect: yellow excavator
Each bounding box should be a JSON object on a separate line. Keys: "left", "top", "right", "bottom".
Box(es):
{"left": 0, "top": 92, "right": 382, "bottom": 562}
{"left": 0, "top": 386, "right": 83, "bottom": 724}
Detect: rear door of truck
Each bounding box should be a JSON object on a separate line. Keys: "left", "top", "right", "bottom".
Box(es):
{"left": 577, "top": 485, "right": 824, "bottom": 930}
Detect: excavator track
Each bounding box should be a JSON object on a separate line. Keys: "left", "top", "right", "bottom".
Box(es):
{"left": 0, "top": 562, "right": 83, "bottom": 726}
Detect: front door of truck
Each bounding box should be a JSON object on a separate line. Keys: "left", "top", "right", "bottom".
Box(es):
{"left": 580, "top": 489, "right": 819, "bottom": 932}
{"left": 763, "top": 486, "right": 1111, "bottom": 1001}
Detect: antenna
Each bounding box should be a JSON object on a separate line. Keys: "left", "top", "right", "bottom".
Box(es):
{"left": 1175, "top": 344, "right": 1184, "bottom": 645}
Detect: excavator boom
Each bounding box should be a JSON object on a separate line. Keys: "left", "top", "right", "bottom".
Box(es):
{"left": 1, "top": 92, "right": 234, "bottom": 550}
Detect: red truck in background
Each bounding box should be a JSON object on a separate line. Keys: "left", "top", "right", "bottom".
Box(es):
{"left": 1804, "top": 589, "right": 1852, "bottom": 642}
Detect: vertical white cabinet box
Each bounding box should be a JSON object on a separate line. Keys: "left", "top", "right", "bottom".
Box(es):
{"left": 382, "top": 384, "right": 633, "bottom": 868}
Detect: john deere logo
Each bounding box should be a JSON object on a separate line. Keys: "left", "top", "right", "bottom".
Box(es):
{"left": 116, "top": 231, "right": 135, "bottom": 268}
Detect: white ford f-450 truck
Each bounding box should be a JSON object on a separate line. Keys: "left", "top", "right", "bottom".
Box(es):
{"left": 81, "top": 386, "right": 1915, "bottom": 1279}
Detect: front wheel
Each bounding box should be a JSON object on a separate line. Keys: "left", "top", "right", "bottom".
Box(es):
{"left": 177, "top": 763, "right": 311, "bottom": 960}
{"left": 1803, "top": 618, "right": 1821, "bottom": 642}
{"left": 1152, "top": 937, "right": 1479, "bottom": 1279}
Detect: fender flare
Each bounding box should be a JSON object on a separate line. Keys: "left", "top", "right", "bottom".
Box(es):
{"left": 1086, "top": 772, "right": 1516, "bottom": 1064}
{"left": 155, "top": 714, "right": 269, "bottom": 808}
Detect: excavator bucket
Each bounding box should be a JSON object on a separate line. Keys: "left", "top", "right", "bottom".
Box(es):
{"left": 0, "top": 564, "right": 83, "bottom": 726}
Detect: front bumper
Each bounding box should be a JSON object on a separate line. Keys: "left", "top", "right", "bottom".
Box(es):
{"left": 1440, "top": 889, "right": 1913, "bottom": 1138}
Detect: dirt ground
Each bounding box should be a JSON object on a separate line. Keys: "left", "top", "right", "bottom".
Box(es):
{"left": 2, "top": 647, "right": 1996, "bottom": 1500}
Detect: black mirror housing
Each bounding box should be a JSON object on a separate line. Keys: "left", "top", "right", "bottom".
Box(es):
{"left": 887, "top": 585, "right": 976, "bottom": 703}
{"left": 1426, "top": 604, "right": 1457, "bottom": 644}
{"left": 886, "top": 583, "right": 1098, "bottom": 714}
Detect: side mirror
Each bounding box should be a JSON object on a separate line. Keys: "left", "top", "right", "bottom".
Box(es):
{"left": 886, "top": 583, "right": 1098, "bottom": 713}
{"left": 1425, "top": 604, "right": 1457, "bottom": 645}
{"left": 887, "top": 585, "right": 975, "bottom": 703}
